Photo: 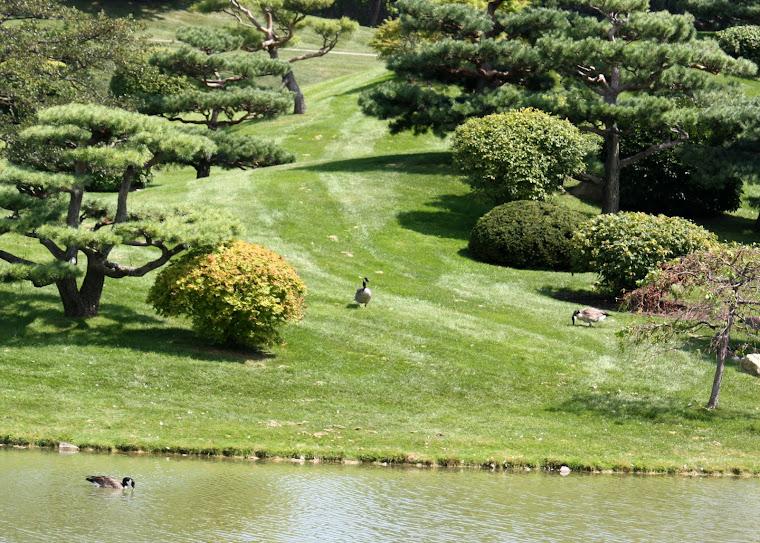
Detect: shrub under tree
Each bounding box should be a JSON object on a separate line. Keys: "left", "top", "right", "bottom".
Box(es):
{"left": 452, "top": 108, "right": 597, "bottom": 204}
{"left": 619, "top": 129, "right": 743, "bottom": 218}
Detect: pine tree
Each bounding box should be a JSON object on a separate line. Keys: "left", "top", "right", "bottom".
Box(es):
{"left": 530, "top": 0, "right": 757, "bottom": 213}
{"left": 147, "top": 25, "right": 294, "bottom": 131}
{"left": 360, "top": 0, "right": 549, "bottom": 136}
{"left": 0, "top": 104, "right": 241, "bottom": 318}
{"left": 192, "top": 0, "right": 359, "bottom": 114}
{"left": 361, "top": 0, "right": 758, "bottom": 213}
{"left": 114, "top": 25, "right": 296, "bottom": 179}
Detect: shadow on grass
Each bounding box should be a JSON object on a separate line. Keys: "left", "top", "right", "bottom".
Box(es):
{"left": 295, "top": 152, "right": 454, "bottom": 175}
{"left": 695, "top": 213, "right": 760, "bottom": 245}
{"left": 549, "top": 390, "right": 760, "bottom": 423}
{"left": 337, "top": 77, "right": 392, "bottom": 97}
{"left": 538, "top": 285, "right": 619, "bottom": 311}
{"left": 398, "top": 194, "right": 491, "bottom": 241}
{"left": 0, "top": 290, "right": 273, "bottom": 363}
{"left": 65, "top": 0, "right": 197, "bottom": 20}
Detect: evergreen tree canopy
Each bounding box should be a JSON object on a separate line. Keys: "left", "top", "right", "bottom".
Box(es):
{"left": 114, "top": 25, "right": 297, "bottom": 179}
{"left": 528, "top": 0, "right": 757, "bottom": 212}
{"left": 192, "top": 0, "right": 358, "bottom": 113}
{"left": 360, "top": 0, "right": 551, "bottom": 136}
{"left": 362, "top": 0, "right": 760, "bottom": 213}
{"left": 146, "top": 26, "right": 294, "bottom": 130}
{"left": 0, "top": 104, "right": 241, "bottom": 318}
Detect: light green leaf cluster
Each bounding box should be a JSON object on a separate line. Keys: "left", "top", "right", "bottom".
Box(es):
{"left": 308, "top": 16, "right": 358, "bottom": 37}
{"left": 117, "top": 203, "right": 243, "bottom": 249}
{"left": 0, "top": 165, "right": 86, "bottom": 192}
{"left": 35, "top": 224, "right": 123, "bottom": 251}
{"left": 452, "top": 108, "right": 598, "bottom": 203}
{"left": 572, "top": 212, "right": 718, "bottom": 294}
{"left": 153, "top": 87, "right": 292, "bottom": 119}
{"left": 0, "top": 260, "right": 81, "bottom": 285}
{"left": 175, "top": 25, "right": 244, "bottom": 53}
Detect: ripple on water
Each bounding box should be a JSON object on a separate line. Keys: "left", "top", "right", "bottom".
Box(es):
{"left": 1, "top": 449, "right": 760, "bottom": 542}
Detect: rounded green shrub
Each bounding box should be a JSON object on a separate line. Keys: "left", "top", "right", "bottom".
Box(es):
{"left": 572, "top": 212, "right": 718, "bottom": 294}
{"left": 148, "top": 240, "right": 307, "bottom": 348}
{"left": 469, "top": 201, "right": 587, "bottom": 270}
{"left": 717, "top": 25, "right": 760, "bottom": 70}
{"left": 452, "top": 108, "right": 597, "bottom": 204}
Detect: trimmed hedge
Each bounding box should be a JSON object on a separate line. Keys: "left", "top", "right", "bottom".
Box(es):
{"left": 469, "top": 201, "right": 587, "bottom": 271}
{"left": 452, "top": 108, "right": 597, "bottom": 204}
{"left": 572, "top": 212, "right": 718, "bottom": 294}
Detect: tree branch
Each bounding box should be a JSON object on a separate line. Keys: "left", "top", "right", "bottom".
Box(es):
{"left": 620, "top": 126, "right": 689, "bottom": 168}
{"left": 97, "top": 242, "right": 187, "bottom": 278}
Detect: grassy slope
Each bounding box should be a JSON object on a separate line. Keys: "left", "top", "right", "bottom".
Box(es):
{"left": 5, "top": 5, "right": 760, "bottom": 473}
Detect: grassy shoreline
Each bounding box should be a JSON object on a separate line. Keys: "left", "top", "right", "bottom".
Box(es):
{"left": 6, "top": 8, "right": 760, "bottom": 474}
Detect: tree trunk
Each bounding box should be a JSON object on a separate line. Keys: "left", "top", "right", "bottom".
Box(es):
{"left": 369, "top": 0, "right": 383, "bottom": 26}
{"left": 195, "top": 158, "right": 211, "bottom": 179}
{"left": 267, "top": 45, "right": 305, "bottom": 114}
{"left": 56, "top": 258, "right": 106, "bottom": 318}
{"left": 282, "top": 70, "right": 306, "bottom": 114}
{"left": 707, "top": 352, "right": 726, "bottom": 410}
{"left": 602, "top": 127, "right": 621, "bottom": 214}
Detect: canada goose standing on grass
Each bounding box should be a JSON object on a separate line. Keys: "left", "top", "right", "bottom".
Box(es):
{"left": 86, "top": 476, "right": 135, "bottom": 489}
{"left": 355, "top": 277, "right": 372, "bottom": 307}
{"left": 572, "top": 307, "right": 609, "bottom": 327}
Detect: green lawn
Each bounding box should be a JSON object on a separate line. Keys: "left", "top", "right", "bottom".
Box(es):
{"left": 5, "top": 7, "right": 760, "bottom": 474}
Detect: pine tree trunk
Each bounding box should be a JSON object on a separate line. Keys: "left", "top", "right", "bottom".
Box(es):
{"left": 602, "top": 127, "right": 621, "bottom": 214}
{"left": 56, "top": 258, "right": 106, "bottom": 318}
{"left": 195, "top": 159, "right": 211, "bottom": 179}
{"left": 283, "top": 70, "right": 306, "bottom": 114}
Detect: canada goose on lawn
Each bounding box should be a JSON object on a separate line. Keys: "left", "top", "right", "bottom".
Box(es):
{"left": 86, "top": 476, "right": 135, "bottom": 489}
{"left": 355, "top": 277, "right": 372, "bottom": 307}
{"left": 572, "top": 307, "right": 609, "bottom": 327}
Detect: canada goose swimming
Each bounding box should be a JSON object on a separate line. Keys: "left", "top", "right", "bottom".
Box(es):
{"left": 86, "top": 476, "right": 135, "bottom": 489}
{"left": 355, "top": 277, "right": 372, "bottom": 307}
{"left": 572, "top": 307, "right": 609, "bottom": 327}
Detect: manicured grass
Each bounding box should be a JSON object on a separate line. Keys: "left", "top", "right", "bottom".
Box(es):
{"left": 6, "top": 19, "right": 760, "bottom": 473}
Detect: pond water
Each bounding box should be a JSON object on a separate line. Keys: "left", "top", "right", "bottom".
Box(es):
{"left": 1, "top": 447, "right": 760, "bottom": 542}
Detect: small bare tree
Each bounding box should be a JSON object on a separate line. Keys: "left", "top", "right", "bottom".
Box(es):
{"left": 622, "top": 243, "right": 760, "bottom": 409}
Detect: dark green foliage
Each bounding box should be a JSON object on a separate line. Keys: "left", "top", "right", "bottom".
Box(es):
{"left": 360, "top": 0, "right": 552, "bottom": 137}
{"left": 469, "top": 201, "right": 586, "bottom": 271}
{"left": 619, "top": 130, "right": 743, "bottom": 218}
{"left": 717, "top": 25, "right": 760, "bottom": 69}
{"left": 572, "top": 212, "right": 718, "bottom": 294}
{"left": 452, "top": 109, "right": 597, "bottom": 204}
